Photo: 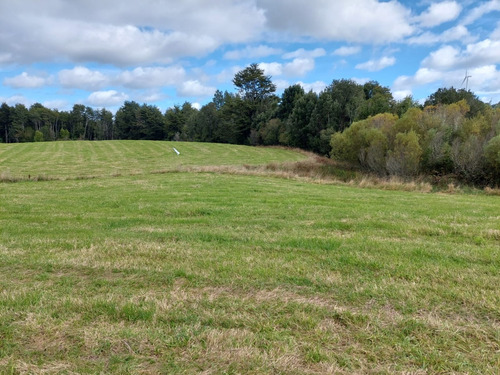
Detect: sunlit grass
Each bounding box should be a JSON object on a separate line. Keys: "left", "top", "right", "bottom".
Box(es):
{"left": 0, "top": 140, "right": 306, "bottom": 180}
{"left": 0, "top": 142, "right": 499, "bottom": 373}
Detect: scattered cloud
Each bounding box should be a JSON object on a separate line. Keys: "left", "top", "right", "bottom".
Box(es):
{"left": 178, "top": 80, "right": 215, "bottom": 97}
{"left": 492, "top": 22, "right": 500, "bottom": 40}
{"left": 282, "top": 48, "right": 325, "bottom": 59}
{"left": 414, "top": 1, "right": 462, "bottom": 28}
{"left": 1, "top": 1, "right": 500, "bottom": 109}
{"left": 257, "top": 0, "right": 413, "bottom": 43}
{"left": 87, "top": 90, "right": 128, "bottom": 106}
{"left": 223, "top": 45, "right": 282, "bottom": 60}
{"left": 393, "top": 68, "right": 442, "bottom": 90}
{"left": 135, "top": 91, "right": 166, "bottom": 103}
{"left": 356, "top": 56, "right": 396, "bottom": 71}
{"left": 352, "top": 77, "right": 371, "bottom": 85}
{"left": 274, "top": 79, "right": 290, "bottom": 91}
{"left": 117, "top": 66, "right": 186, "bottom": 89}
{"left": 284, "top": 58, "right": 315, "bottom": 77}
{"left": 43, "top": 99, "right": 69, "bottom": 110}
{"left": 296, "top": 80, "right": 327, "bottom": 93}
{"left": 0, "top": 1, "right": 267, "bottom": 66}
{"left": 59, "top": 66, "right": 109, "bottom": 90}
{"left": 333, "top": 46, "right": 361, "bottom": 56}
{"left": 462, "top": 0, "right": 500, "bottom": 26}
{"left": 0, "top": 94, "right": 30, "bottom": 106}
{"left": 392, "top": 90, "right": 413, "bottom": 101}
{"left": 259, "top": 62, "right": 283, "bottom": 76}
{"left": 421, "top": 40, "right": 500, "bottom": 71}
{"left": 408, "top": 25, "right": 474, "bottom": 45}
{"left": 3, "top": 72, "right": 49, "bottom": 88}
{"left": 216, "top": 65, "right": 242, "bottom": 83}
{"left": 260, "top": 58, "right": 315, "bottom": 78}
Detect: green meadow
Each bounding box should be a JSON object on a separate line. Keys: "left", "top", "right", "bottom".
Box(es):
{"left": 0, "top": 141, "right": 499, "bottom": 374}
{"left": 0, "top": 140, "right": 306, "bottom": 180}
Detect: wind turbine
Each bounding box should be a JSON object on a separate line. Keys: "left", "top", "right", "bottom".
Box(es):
{"left": 461, "top": 70, "right": 472, "bottom": 91}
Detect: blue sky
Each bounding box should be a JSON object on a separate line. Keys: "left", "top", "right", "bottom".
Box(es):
{"left": 1, "top": 0, "right": 499, "bottom": 113}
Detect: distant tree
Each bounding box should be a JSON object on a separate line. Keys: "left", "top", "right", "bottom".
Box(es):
{"left": 259, "top": 118, "right": 284, "bottom": 146}
{"left": 139, "top": 104, "right": 165, "bottom": 140}
{"left": 233, "top": 63, "right": 276, "bottom": 102}
{"left": 286, "top": 91, "right": 318, "bottom": 149}
{"left": 115, "top": 101, "right": 141, "bottom": 139}
{"left": 212, "top": 90, "right": 225, "bottom": 111}
{"left": 184, "top": 102, "right": 221, "bottom": 142}
{"left": 11, "top": 104, "right": 30, "bottom": 142}
{"left": 228, "top": 64, "right": 278, "bottom": 144}
{"left": 96, "top": 108, "right": 114, "bottom": 140}
{"left": 0, "top": 103, "right": 11, "bottom": 143}
{"left": 394, "top": 96, "right": 420, "bottom": 118}
{"left": 357, "top": 81, "right": 394, "bottom": 120}
{"left": 165, "top": 102, "right": 197, "bottom": 141}
{"left": 277, "top": 84, "right": 305, "bottom": 121}
{"left": 425, "top": 87, "right": 486, "bottom": 118}
{"left": 325, "top": 79, "right": 365, "bottom": 131}
{"left": 68, "top": 104, "right": 88, "bottom": 139}
{"left": 308, "top": 90, "right": 335, "bottom": 154}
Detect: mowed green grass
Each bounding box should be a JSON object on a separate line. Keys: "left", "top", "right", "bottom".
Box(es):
{"left": 0, "top": 140, "right": 306, "bottom": 179}
{"left": 0, "top": 142, "right": 499, "bottom": 374}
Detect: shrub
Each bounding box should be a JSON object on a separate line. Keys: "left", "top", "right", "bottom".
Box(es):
{"left": 386, "top": 131, "right": 422, "bottom": 176}
{"left": 484, "top": 135, "right": 500, "bottom": 181}
{"left": 451, "top": 135, "right": 485, "bottom": 181}
{"left": 34, "top": 130, "right": 44, "bottom": 142}
{"left": 60, "top": 128, "right": 70, "bottom": 140}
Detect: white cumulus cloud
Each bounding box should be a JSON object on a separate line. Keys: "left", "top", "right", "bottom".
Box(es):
{"left": 117, "top": 66, "right": 186, "bottom": 89}
{"left": 333, "top": 46, "right": 361, "bottom": 56}
{"left": 223, "top": 45, "right": 282, "bottom": 60}
{"left": 422, "top": 40, "right": 500, "bottom": 71}
{"left": 59, "top": 66, "right": 109, "bottom": 90}
{"left": 257, "top": 0, "right": 413, "bottom": 43}
{"left": 178, "top": 80, "right": 215, "bottom": 97}
{"left": 296, "top": 80, "right": 327, "bottom": 94}
{"left": 408, "top": 25, "right": 473, "bottom": 45}
{"left": 259, "top": 62, "right": 283, "bottom": 76}
{"left": 0, "top": 1, "right": 266, "bottom": 66}
{"left": 356, "top": 56, "right": 396, "bottom": 72}
{"left": 414, "top": 1, "right": 462, "bottom": 28}
{"left": 462, "top": 0, "right": 500, "bottom": 26}
{"left": 87, "top": 90, "right": 128, "bottom": 106}
{"left": 492, "top": 21, "right": 500, "bottom": 40}
{"left": 283, "top": 58, "right": 315, "bottom": 77}
{"left": 282, "top": 48, "right": 325, "bottom": 59}
{"left": 3, "top": 72, "right": 49, "bottom": 88}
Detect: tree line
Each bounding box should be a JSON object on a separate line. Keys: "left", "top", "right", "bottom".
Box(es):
{"left": 1, "top": 63, "right": 499, "bottom": 184}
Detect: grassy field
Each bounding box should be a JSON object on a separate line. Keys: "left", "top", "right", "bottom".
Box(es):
{"left": 0, "top": 140, "right": 306, "bottom": 180}
{"left": 0, "top": 141, "right": 499, "bottom": 374}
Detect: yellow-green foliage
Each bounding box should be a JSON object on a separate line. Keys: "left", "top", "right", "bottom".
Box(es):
{"left": 33, "top": 130, "right": 44, "bottom": 142}
{"left": 330, "top": 101, "right": 500, "bottom": 183}
{"left": 386, "top": 131, "right": 422, "bottom": 176}
{"left": 485, "top": 135, "right": 500, "bottom": 173}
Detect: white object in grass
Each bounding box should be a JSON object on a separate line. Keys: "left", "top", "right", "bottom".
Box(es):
{"left": 173, "top": 147, "right": 180, "bottom": 155}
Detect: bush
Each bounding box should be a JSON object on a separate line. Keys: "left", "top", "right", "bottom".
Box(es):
{"left": 484, "top": 135, "right": 500, "bottom": 180}
{"left": 451, "top": 135, "right": 485, "bottom": 181}
{"left": 386, "top": 131, "right": 422, "bottom": 176}
{"left": 60, "top": 128, "right": 70, "bottom": 140}
{"left": 34, "top": 130, "right": 44, "bottom": 142}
